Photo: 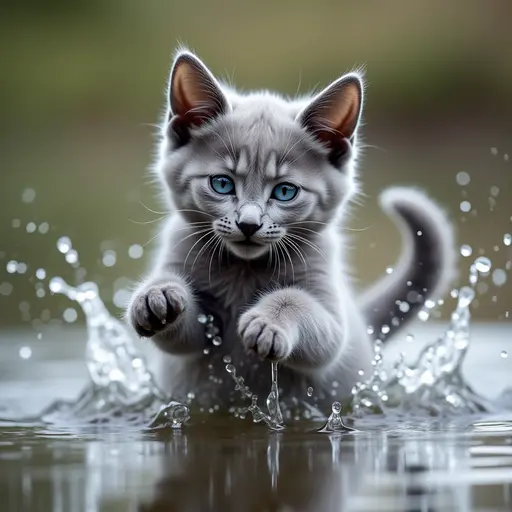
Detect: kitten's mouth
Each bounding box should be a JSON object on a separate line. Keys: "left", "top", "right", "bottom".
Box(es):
{"left": 233, "top": 240, "right": 261, "bottom": 247}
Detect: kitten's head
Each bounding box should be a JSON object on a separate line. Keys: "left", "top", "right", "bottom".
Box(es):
{"left": 157, "top": 50, "right": 363, "bottom": 261}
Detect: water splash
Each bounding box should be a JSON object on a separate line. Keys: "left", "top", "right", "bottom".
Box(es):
{"left": 352, "top": 257, "right": 501, "bottom": 416}
{"left": 37, "top": 276, "right": 189, "bottom": 428}
{"left": 225, "top": 363, "right": 284, "bottom": 431}
{"left": 318, "top": 402, "right": 356, "bottom": 433}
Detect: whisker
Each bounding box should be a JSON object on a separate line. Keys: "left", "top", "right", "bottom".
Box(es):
{"left": 208, "top": 236, "right": 223, "bottom": 287}
{"left": 284, "top": 236, "right": 308, "bottom": 269}
{"left": 183, "top": 230, "right": 215, "bottom": 270}
{"left": 191, "top": 232, "right": 218, "bottom": 271}
{"left": 139, "top": 201, "right": 170, "bottom": 216}
{"left": 173, "top": 209, "right": 215, "bottom": 219}
{"left": 129, "top": 214, "right": 168, "bottom": 226}
{"left": 280, "top": 239, "right": 295, "bottom": 285}
{"left": 164, "top": 227, "right": 212, "bottom": 254}
{"left": 288, "top": 220, "right": 372, "bottom": 232}
{"left": 286, "top": 233, "right": 327, "bottom": 261}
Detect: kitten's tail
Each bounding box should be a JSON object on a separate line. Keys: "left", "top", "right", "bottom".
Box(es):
{"left": 358, "top": 187, "right": 457, "bottom": 340}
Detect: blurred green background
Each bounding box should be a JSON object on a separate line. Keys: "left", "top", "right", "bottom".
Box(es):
{"left": 1, "top": 0, "right": 511, "bottom": 327}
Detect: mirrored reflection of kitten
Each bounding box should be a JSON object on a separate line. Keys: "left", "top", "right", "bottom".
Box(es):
{"left": 126, "top": 49, "right": 456, "bottom": 408}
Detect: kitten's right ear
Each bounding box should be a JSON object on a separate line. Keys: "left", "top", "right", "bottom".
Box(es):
{"left": 167, "top": 51, "right": 228, "bottom": 145}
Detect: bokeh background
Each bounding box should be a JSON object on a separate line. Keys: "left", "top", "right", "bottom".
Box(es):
{"left": 1, "top": 0, "right": 511, "bottom": 327}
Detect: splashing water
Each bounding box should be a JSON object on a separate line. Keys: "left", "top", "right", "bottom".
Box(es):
{"left": 1, "top": 235, "right": 190, "bottom": 429}
{"left": 318, "top": 402, "right": 356, "bottom": 433}
{"left": 225, "top": 362, "right": 284, "bottom": 431}
{"left": 39, "top": 276, "right": 189, "bottom": 428}
{"left": 5, "top": 216, "right": 510, "bottom": 430}
{"left": 351, "top": 257, "right": 504, "bottom": 416}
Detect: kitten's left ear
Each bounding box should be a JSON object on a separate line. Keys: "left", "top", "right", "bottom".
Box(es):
{"left": 167, "top": 50, "right": 229, "bottom": 144}
{"left": 296, "top": 73, "right": 363, "bottom": 166}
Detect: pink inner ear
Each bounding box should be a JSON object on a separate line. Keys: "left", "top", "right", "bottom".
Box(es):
{"left": 321, "top": 83, "right": 361, "bottom": 139}
{"left": 170, "top": 56, "right": 227, "bottom": 126}
{"left": 300, "top": 77, "right": 362, "bottom": 147}
{"left": 171, "top": 64, "right": 201, "bottom": 117}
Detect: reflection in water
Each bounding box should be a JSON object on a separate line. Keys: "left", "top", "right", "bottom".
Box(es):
{"left": 1, "top": 419, "right": 512, "bottom": 511}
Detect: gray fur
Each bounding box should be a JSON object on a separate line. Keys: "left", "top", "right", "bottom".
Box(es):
{"left": 126, "top": 50, "right": 456, "bottom": 409}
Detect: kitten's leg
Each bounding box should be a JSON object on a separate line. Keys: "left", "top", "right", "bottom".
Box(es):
{"left": 126, "top": 273, "right": 205, "bottom": 355}
{"left": 237, "top": 287, "right": 345, "bottom": 370}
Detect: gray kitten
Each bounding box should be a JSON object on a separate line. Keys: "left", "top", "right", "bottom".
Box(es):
{"left": 126, "top": 50, "right": 456, "bottom": 410}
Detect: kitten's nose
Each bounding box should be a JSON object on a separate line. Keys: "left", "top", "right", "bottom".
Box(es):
{"left": 236, "top": 221, "right": 262, "bottom": 238}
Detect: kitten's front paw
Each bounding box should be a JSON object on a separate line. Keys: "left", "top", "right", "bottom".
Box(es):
{"left": 128, "top": 282, "right": 188, "bottom": 338}
{"left": 238, "top": 311, "right": 292, "bottom": 361}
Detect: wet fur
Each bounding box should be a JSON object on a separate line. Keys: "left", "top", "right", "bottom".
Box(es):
{"left": 126, "top": 49, "right": 456, "bottom": 409}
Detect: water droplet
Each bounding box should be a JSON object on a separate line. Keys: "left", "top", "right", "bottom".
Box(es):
{"left": 128, "top": 244, "right": 143, "bottom": 259}
{"left": 456, "top": 171, "right": 471, "bottom": 186}
{"left": 0, "top": 282, "right": 13, "bottom": 296}
{"left": 460, "top": 201, "right": 472, "bottom": 213}
{"left": 102, "top": 250, "right": 117, "bottom": 267}
{"left": 332, "top": 402, "right": 342, "bottom": 414}
{"left": 417, "top": 230, "right": 422, "bottom": 236}
{"left": 11, "top": 219, "right": 21, "bottom": 228}
{"left": 399, "top": 301, "right": 410, "bottom": 313}
{"left": 113, "top": 288, "right": 131, "bottom": 308}
{"left": 501, "top": 351, "right": 508, "bottom": 359}
{"left": 212, "top": 336, "right": 222, "bottom": 346}
{"left": 367, "top": 326, "right": 374, "bottom": 335}
{"left": 460, "top": 245, "right": 472, "bottom": 257}
{"left": 63, "top": 308, "right": 78, "bottom": 323}
{"left": 475, "top": 257, "right": 492, "bottom": 274}
{"left": 307, "top": 386, "right": 313, "bottom": 397}
{"left": 418, "top": 310, "right": 430, "bottom": 322}
{"left": 21, "top": 188, "right": 36, "bottom": 203}
{"left": 332, "top": 381, "right": 339, "bottom": 388}
{"left": 19, "top": 346, "right": 32, "bottom": 359}
{"left": 38, "top": 222, "right": 49, "bottom": 234}
{"left": 381, "top": 325, "right": 390, "bottom": 334}
{"left": 6, "top": 261, "right": 17, "bottom": 274}
{"left": 225, "top": 364, "right": 235, "bottom": 374}
{"left": 490, "top": 186, "right": 500, "bottom": 197}
{"left": 358, "top": 369, "right": 365, "bottom": 376}
{"left": 386, "top": 266, "right": 393, "bottom": 274}
{"left": 504, "top": 234, "right": 511, "bottom": 246}
{"left": 492, "top": 269, "right": 507, "bottom": 287}
{"left": 57, "top": 237, "right": 72, "bottom": 254}
{"left": 35, "top": 268, "right": 46, "bottom": 280}
{"left": 491, "top": 147, "right": 498, "bottom": 156}
{"left": 197, "top": 313, "right": 207, "bottom": 324}
{"left": 37, "top": 333, "right": 42, "bottom": 340}
{"left": 406, "top": 334, "right": 414, "bottom": 342}
{"left": 26, "top": 222, "right": 37, "bottom": 233}
{"left": 458, "top": 286, "right": 475, "bottom": 308}
{"left": 49, "top": 277, "right": 65, "bottom": 293}
{"left": 476, "top": 282, "right": 489, "bottom": 295}
{"left": 222, "top": 355, "right": 232, "bottom": 364}
{"left": 65, "top": 250, "right": 79, "bottom": 265}
{"left": 425, "top": 299, "right": 436, "bottom": 309}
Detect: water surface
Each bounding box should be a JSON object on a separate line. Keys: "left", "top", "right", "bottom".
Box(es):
{"left": 1, "top": 324, "right": 511, "bottom": 511}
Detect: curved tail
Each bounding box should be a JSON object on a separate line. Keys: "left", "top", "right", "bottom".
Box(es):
{"left": 358, "top": 187, "right": 458, "bottom": 341}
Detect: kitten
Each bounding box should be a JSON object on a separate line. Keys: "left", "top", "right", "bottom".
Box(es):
{"left": 126, "top": 49, "right": 456, "bottom": 409}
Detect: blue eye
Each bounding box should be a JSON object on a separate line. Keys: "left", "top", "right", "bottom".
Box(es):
{"left": 210, "top": 175, "right": 235, "bottom": 195}
{"left": 271, "top": 182, "right": 299, "bottom": 202}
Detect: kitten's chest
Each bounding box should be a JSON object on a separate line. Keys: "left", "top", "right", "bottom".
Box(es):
{"left": 192, "top": 263, "right": 271, "bottom": 314}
